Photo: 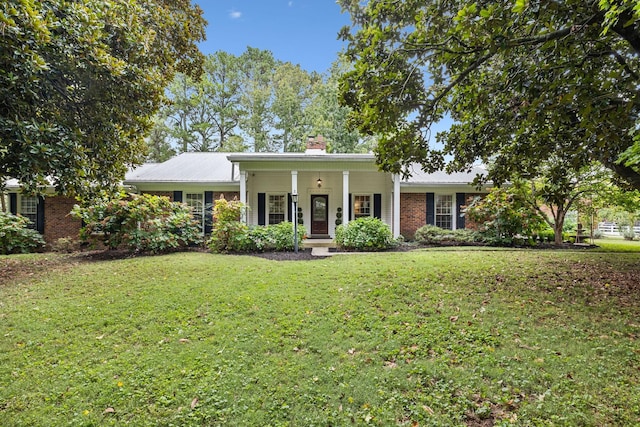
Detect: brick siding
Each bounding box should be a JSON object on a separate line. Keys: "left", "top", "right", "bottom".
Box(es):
{"left": 43, "top": 196, "right": 82, "bottom": 244}
{"left": 464, "top": 193, "right": 484, "bottom": 230}
{"left": 400, "top": 193, "right": 426, "bottom": 240}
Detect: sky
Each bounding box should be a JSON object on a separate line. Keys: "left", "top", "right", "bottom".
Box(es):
{"left": 197, "top": 1, "right": 351, "bottom": 74}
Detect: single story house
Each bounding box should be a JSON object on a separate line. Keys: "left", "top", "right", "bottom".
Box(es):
{"left": 5, "top": 136, "right": 489, "bottom": 244}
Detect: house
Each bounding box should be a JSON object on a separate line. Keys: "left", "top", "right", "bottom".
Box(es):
{"left": 5, "top": 136, "right": 489, "bottom": 244}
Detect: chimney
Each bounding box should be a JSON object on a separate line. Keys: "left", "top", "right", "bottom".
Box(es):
{"left": 305, "top": 135, "right": 327, "bottom": 154}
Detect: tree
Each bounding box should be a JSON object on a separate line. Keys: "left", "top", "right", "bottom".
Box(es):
{"left": 0, "top": 0, "right": 206, "bottom": 199}
{"left": 522, "top": 163, "right": 613, "bottom": 245}
{"left": 158, "top": 52, "right": 244, "bottom": 153}
{"left": 240, "top": 48, "right": 277, "bottom": 152}
{"left": 146, "top": 117, "right": 175, "bottom": 162}
{"left": 306, "top": 57, "right": 374, "bottom": 153}
{"left": 338, "top": 0, "right": 640, "bottom": 189}
{"left": 272, "top": 63, "right": 318, "bottom": 152}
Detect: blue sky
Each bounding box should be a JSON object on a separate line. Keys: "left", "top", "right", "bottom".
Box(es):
{"left": 198, "top": 1, "right": 351, "bottom": 74}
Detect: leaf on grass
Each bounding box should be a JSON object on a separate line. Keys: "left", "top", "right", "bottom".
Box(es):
{"left": 191, "top": 397, "right": 198, "bottom": 409}
{"left": 450, "top": 316, "right": 459, "bottom": 322}
{"left": 179, "top": 338, "right": 190, "bottom": 343}
{"left": 104, "top": 407, "right": 115, "bottom": 414}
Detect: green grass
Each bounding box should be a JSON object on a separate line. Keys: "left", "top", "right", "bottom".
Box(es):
{"left": 594, "top": 237, "right": 640, "bottom": 252}
{"left": 1, "top": 249, "right": 640, "bottom": 426}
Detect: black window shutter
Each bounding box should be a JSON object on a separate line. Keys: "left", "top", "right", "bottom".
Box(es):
{"left": 373, "top": 193, "right": 382, "bottom": 219}
{"left": 426, "top": 193, "right": 435, "bottom": 225}
{"left": 456, "top": 193, "right": 466, "bottom": 229}
{"left": 204, "top": 191, "right": 214, "bottom": 233}
{"left": 9, "top": 193, "right": 17, "bottom": 215}
{"left": 258, "top": 193, "right": 266, "bottom": 226}
{"left": 173, "top": 191, "right": 183, "bottom": 203}
{"left": 348, "top": 193, "right": 352, "bottom": 220}
{"left": 36, "top": 196, "right": 45, "bottom": 234}
{"left": 287, "top": 193, "right": 292, "bottom": 222}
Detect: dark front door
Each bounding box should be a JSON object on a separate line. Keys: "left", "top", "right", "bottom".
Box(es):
{"left": 311, "top": 195, "right": 328, "bottom": 235}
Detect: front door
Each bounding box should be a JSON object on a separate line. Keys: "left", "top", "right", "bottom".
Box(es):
{"left": 311, "top": 194, "right": 328, "bottom": 235}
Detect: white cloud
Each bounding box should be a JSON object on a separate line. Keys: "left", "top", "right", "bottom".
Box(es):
{"left": 288, "top": 1, "right": 293, "bottom": 6}
{"left": 229, "top": 10, "right": 242, "bottom": 19}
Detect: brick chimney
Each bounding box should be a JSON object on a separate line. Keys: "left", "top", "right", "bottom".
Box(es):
{"left": 305, "top": 135, "right": 327, "bottom": 154}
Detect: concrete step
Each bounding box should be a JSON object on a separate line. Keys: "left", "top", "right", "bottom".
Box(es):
{"left": 304, "top": 238, "right": 336, "bottom": 248}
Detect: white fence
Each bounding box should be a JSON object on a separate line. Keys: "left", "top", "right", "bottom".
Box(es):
{"left": 598, "top": 222, "right": 640, "bottom": 236}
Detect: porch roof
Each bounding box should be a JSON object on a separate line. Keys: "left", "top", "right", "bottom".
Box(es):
{"left": 226, "top": 153, "right": 375, "bottom": 162}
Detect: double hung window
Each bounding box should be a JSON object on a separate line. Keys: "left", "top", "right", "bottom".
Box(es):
{"left": 185, "top": 193, "right": 204, "bottom": 230}
{"left": 435, "top": 195, "right": 453, "bottom": 230}
{"left": 268, "top": 194, "right": 286, "bottom": 225}
{"left": 353, "top": 195, "right": 371, "bottom": 219}
{"left": 20, "top": 196, "right": 38, "bottom": 229}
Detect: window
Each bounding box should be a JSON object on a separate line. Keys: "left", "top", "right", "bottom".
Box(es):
{"left": 435, "top": 195, "right": 453, "bottom": 230}
{"left": 20, "top": 196, "right": 38, "bottom": 229}
{"left": 186, "top": 193, "right": 204, "bottom": 230}
{"left": 268, "top": 194, "right": 286, "bottom": 225}
{"left": 353, "top": 195, "right": 371, "bottom": 218}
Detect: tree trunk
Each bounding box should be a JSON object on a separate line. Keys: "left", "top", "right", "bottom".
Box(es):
{"left": 553, "top": 221, "right": 564, "bottom": 245}
{"left": 553, "top": 208, "right": 567, "bottom": 246}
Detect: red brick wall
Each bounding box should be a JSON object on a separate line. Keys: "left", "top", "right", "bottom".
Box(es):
{"left": 400, "top": 193, "right": 426, "bottom": 239}
{"left": 44, "top": 196, "right": 82, "bottom": 243}
{"left": 464, "top": 193, "right": 484, "bottom": 230}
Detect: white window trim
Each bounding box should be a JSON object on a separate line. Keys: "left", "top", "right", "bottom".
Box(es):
{"left": 268, "top": 193, "right": 287, "bottom": 225}
{"left": 185, "top": 193, "right": 205, "bottom": 230}
{"left": 19, "top": 195, "right": 39, "bottom": 229}
{"left": 353, "top": 194, "right": 373, "bottom": 219}
{"left": 435, "top": 194, "right": 454, "bottom": 230}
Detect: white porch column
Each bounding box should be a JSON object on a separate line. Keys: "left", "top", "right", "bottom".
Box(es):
{"left": 291, "top": 170, "right": 298, "bottom": 195}
{"left": 393, "top": 174, "right": 401, "bottom": 238}
{"left": 239, "top": 170, "right": 247, "bottom": 223}
{"left": 342, "top": 171, "right": 350, "bottom": 227}
{"left": 291, "top": 170, "right": 298, "bottom": 218}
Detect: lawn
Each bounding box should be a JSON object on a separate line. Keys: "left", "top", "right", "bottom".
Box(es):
{"left": 1, "top": 248, "right": 639, "bottom": 426}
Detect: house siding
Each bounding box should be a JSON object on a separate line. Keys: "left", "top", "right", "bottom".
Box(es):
{"left": 246, "top": 170, "right": 392, "bottom": 236}
{"left": 400, "top": 193, "right": 427, "bottom": 239}
{"left": 43, "top": 196, "right": 82, "bottom": 244}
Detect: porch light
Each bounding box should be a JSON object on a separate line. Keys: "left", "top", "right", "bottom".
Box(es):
{"left": 317, "top": 177, "right": 322, "bottom": 188}
{"left": 292, "top": 192, "right": 299, "bottom": 253}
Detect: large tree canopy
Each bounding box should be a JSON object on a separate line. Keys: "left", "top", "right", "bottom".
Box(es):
{"left": 338, "top": 0, "right": 640, "bottom": 189}
{"left": 0, "top": 0, "right": 206, "bottom": 198}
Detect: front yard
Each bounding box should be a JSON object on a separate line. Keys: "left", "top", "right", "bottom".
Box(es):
{"left": 1, "top": 248, "right": 639, "bottom": 426}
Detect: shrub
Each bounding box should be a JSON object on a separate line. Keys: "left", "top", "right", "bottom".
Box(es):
{"left": 465, "top": 189, "right": 546, "bottom": 246}
{"left": 51, "top": 237, "right": 80, "bottom": 253}
{"left": 534, "top": 228, "right": 557, "bottom": 243}
{"left": 209, "top": 198, "right": 250, "bottom": 253}
{"left": 0, "top": 211, "right": 45, "bottom": 254}
{"left": 335, "top": 217, "right": 395, "bottom": 251}
{"left": 72, "top": 193, "right": 202, "bottom": 253}
{"left": 621, "top": 226, "right": 637, "bottom": 241}
{"left": 414, "top": 225, "right": 478, "bottom": 244}
{"left": 209, "top": 220, "right": 252, "bottom": 253}
{"left": 249, "top": 222, "right": 305, "bottom": 252}
{"left": 208, "top": 197, "right": 305, "bottom": 253}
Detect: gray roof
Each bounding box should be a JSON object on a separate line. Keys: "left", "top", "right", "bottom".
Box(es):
{"left": 124, "top": 152, "right": 239, "bottom": 183}
{"left": 403, "top": 164, "right": 488, "bottom": 185}
{"left": 226, "top": 152, "right": 375, "bottom": 162}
